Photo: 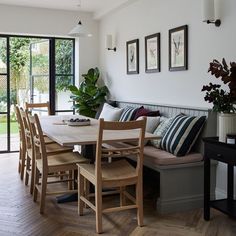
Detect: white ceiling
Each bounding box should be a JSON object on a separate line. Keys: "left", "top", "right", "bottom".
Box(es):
{"left": 0, "top": 0, "right": 134, "bottom": 19}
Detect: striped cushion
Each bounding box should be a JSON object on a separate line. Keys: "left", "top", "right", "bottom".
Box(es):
{"left": 119, "top": 106, "right": 139, "bottom": 121}
{"left": 150, "top": 116, "right": 174, "bottom": 148}
{"left": 160, "top": 114, "right": 206, "bottom": 157}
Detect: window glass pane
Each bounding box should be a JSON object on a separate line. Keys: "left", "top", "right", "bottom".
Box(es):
{"left": 0, "top": 38, "right": 7, "bottom": 74}
{"left": 0, "top": 114, "right": 7, "bottom": 151}
{"left": 55, "top": 76, "right": 73, "bottom": 111}
{"left": 55, "top": 39, "right": 73, "bottom": 75}
{"left": 10, "top": 118, "right": 19, "bottom": 151}
{"left": 31, "top": 40, "right": 49, "bottom": 75}
{"left": 33, "top": 75, "right": 50, "bottom": 103}
{"left": 55, "top": 111, "right": 73, "bottom": 116}
{"left": 0, "top": 75, "right": 7, "bottom": 113}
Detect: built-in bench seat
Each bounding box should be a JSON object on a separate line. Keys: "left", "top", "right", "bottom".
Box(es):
{"left": 143, "top": 147, "right": 202, "bottom": 165}
{"left": 112, "top": 101, "right": 218, "bottom": 214}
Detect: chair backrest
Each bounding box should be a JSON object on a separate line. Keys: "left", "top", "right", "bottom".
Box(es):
{"left": 96, "top": 118, "right": 146, "bottom": 180}
{"left": 25, "top": 102, "right": 51, "bottom": 115}
{"left": 19, "top": 108, "right": 32, "bottom": 150}
{"left": 15, "top": 105, "right": 26, "bottom": 150}
{"left": 27, "top": 113, "right": 48, "bottom": 170}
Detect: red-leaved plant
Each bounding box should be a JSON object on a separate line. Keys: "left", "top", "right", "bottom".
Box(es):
{"left": 202, "top": 58, "right": 236, "bottom": 113}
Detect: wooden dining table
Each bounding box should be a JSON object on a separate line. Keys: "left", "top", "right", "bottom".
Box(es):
{"left": 40, "top": 115, "right": 158, "bottom": 148}
{"left": 40, "top": 114, "right": 158, "bottom": 203}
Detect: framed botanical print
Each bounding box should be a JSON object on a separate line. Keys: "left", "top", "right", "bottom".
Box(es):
{"left": 145, "top": 33, "right": 160, "bottom": 73}
{"left": 169, "top": 25, "right": 188, "bottom": 71}
{"left": 126, "top": 39, "right": 139, "bottom": 74}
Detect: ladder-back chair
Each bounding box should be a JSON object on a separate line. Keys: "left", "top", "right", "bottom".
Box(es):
{"left": 15, "top": 105, "right": 26, "bottom": 180}
{"left": 30, "top": 113, "right": 88, "bottom": 214}
{"left": 20, "top": 109, "right": 73, "bottom": 194}
{"left": 77, "top": 117, "right": 146, "bottom": 233}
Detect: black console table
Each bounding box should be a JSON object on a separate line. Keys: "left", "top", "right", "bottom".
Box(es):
{"left": 203, "top": 137, "right": 236, "bottom": 220}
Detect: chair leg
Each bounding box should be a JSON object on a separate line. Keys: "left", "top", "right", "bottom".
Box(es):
{"left": 39, "top": 172, "right": 47, "bottom": 214}
{"left": 24, "top": 155, "right": 30, "bottom": 185}
{"left": 95, "top": 185, "right": 103, "bottom": 234}
{"left": 120, "top": 186, "right": 126, "bottom": 206}
{"left": 136, "top": 180, "right": 143, "bottom": 227}
{"left": 33, "top": 168, "right": 40, "bottom": 202}
{"left": 20, "top": 148, "right": 26, "bottom": 180}
{"left": 18, "top": 148, "right": 22, "bottom": 174}
{"left": 68, "top": 170, "right": 73, "bottom": 190}
{"left": 78, "top": 168, "right": 84, "bottom": 216}
{"left": 60, "top": 171, "right": 65, "bottom": 180}
{"left": 85, "top": 179, "right": 90, "bottom": 208}
{"left": 30, "top": 157, "right": 35, "bottom": 194}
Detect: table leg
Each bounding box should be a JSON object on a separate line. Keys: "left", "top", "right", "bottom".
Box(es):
{"left": 204, "top": 157, "right": 210, "bottom": 221}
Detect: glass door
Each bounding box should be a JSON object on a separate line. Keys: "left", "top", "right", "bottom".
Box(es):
{"left": 0, "top": 35, "right": 75, "bottom": 153}
{"left": 29, "top": 40, "right": 50, "bottom": 115}
{"left": 0, "top": 37, "right": 10, "bottom": 152}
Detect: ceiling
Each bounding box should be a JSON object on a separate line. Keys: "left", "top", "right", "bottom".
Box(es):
{"left": 0, "top": 0, "right": 134, "bottom": 19}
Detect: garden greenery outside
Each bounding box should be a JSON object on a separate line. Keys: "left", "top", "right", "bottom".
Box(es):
{"left": 0, "top": 37, "right": 73, "bottom": 136}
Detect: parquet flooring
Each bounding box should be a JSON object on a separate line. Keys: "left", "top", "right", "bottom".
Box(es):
{"left": 0, "top": 153, "right": 236, "bottom": 236}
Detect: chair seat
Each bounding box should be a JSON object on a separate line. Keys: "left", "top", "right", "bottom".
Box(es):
{"left": 45, "top": 143, "right": 73, "bottom": 154}
{"left": 36, "top": 152, "right": 87, "bottom": 171}
{"left": 44, "top": 136, "right": 55, "bottom": 144}
{"left": 27, "top": 143, "right": 73, "bottom": 159}
{"left": 78, "top": 159, "right": 137, "bottom": 188}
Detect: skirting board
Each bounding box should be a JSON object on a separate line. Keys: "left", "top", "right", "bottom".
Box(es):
{"left": 157, "top": 194, "right": 203, "bottom": 214}
{"left": 156, "top": 193, "right": 216, "bottom": 214}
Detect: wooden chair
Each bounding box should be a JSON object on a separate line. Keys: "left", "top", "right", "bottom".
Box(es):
{"left": 30, "top": 113, "right": 88, "bottom": 214}
{"left": 20, "top": 109, "right": 74, "bottom": 194}
{"left": 25, "top": 102, "right": 51, "bottom": 115}
{"left": 15, "top": 105, "right": 26, "bottom": 180}
{"left": 77, "top": 118, "right": 146, "bottom": 234}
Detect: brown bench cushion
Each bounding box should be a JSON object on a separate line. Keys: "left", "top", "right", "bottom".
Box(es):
{"left": 103, "top": 142, "right": 202, "bottom": 166}
{"left": 143, "top": 146, "right": 202, "bottom": 166}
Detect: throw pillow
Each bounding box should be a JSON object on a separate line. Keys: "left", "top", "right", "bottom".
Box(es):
{"left": 134, "top": 106, "right": 160, "bottom": 120}
{"left": 137, "top": 116, "right": 160, "bottom": 133}
{"left": 99, "top": 103, "right": 123, "bottom": 121}
{"left": 95, "top": 101, "right": 117, "bottom": 119}
{"left": 119, "top": 106, "right": 139, "bottom": 121}
{"left": 137, "top": 116, "right": 161, "bottom": 145}
{"left": 150, "top": 116, "right": 174, "bottom": 148}
{"left": 160, "top": 114, "right": 206, "bottom": 157}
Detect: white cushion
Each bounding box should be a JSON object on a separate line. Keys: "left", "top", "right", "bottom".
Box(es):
{"left": 137, "top": 116, "right": 160, "bottom": 145}
{"left": 137, "top": 116, "right": 160, "bottom": 133}
{"left": 99, "top": 103, "right": 123, "bottom": 121}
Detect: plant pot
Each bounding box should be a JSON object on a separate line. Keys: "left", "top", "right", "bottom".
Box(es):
{"left": 218, "top": 113, "right": 236, "bottom": 142}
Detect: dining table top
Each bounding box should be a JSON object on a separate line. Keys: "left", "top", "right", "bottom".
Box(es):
{"left": 40, "top": 115, "right": 159, "bottom": 146}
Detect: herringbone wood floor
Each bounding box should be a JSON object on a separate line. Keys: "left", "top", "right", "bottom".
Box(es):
{"left": 0, "top": 153, "right": 236, "bottom": 236}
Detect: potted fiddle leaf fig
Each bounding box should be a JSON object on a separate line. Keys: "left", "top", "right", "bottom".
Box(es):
{"left": 68, "top": 67, "right": 109, "bottom": 118}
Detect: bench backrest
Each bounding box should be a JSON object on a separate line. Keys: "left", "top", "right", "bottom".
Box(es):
{"left": 115, "top": 101, "right": 217, "bottom": 154}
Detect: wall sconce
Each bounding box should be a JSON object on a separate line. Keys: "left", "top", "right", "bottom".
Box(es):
{"left": 202, "top": 0, "right": 221, "bottom": 27}
{"left": 105, "top": 34, "right": 116, "bottom": 52}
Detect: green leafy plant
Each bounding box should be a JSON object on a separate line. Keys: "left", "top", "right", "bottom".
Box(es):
{"left": 202, "top": 58, "right": 236, "bottom": 113}
{"left": 68, "top": 67, "right": 109, "bottom": 118}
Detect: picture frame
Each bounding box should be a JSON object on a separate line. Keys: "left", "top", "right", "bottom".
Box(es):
{"left": 126, "top": 39, "right": 139, "bottom": 74}
{"left": 145, "top": 33, "right": 160, "bottom": 73}
{"left": 169, "top": 25, "right": 188, "bottom": 71}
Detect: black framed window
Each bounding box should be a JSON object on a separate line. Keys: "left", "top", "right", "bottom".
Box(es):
{"left": 55, "top": 38, "right": 75, "bottom": 114}
{"left": 0, "top": 34, "right": 75, "bottom": 153}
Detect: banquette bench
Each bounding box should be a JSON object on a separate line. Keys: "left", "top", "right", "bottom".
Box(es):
{"left": 114, "top": 101, "right": 218, "bottom": 214}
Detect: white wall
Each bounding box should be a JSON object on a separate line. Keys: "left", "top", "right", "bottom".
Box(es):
{"left": 99, "top": 0, "right": 236, "bottom": 108}
{"left": 98, "top": 0, "right": 236, "bottom": 198}
{"left": 0, "top": 4, "right": 99, "bottom": 80}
